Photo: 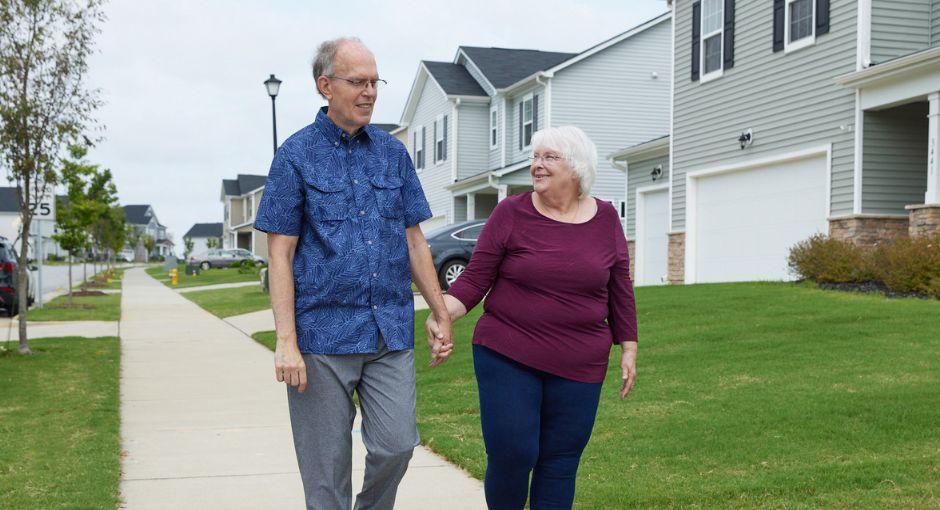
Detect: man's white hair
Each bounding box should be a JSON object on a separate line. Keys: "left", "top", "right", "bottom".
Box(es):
{"left": 311, "top": 36, "right": 366, "bottom": 98}
{"left": 531, "top": 125, "right": 597, "bottom": 196}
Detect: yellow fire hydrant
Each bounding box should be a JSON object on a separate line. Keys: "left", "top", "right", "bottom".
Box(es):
{"left": 170, "top": 268, "right": 179, "bottom": 286}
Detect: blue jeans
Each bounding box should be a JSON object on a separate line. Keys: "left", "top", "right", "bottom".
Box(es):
{"left": 473, "top": 345, "right": 603, "bottom": 510}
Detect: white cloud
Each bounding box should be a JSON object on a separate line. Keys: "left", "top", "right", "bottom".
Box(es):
{"left": 85, "top": 0, "right": 668, "bottom": 246}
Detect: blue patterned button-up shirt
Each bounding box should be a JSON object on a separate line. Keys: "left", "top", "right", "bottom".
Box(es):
{"left": 253, "top": 107, "right": 432, "bottom": 354}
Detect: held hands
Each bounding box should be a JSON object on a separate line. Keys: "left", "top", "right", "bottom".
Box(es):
{"left": 275, "top": 335, "right": 307, "bottom": 393}
{"left": 620, "top": 341, "right": 637, "bottom": 400}
{"left": 425, "top": 313, "right": 454, "bottom": 367}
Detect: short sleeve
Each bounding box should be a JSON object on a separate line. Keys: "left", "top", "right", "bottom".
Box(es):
{"left": 396, "top": 147, "right": 432, "bottom": 228}
{"left": 253, "top": 148, "right": 304, "bottom": 236}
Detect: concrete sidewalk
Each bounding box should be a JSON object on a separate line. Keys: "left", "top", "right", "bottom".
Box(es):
{"left": 119, "top": 268, "right": 484, "bottom": 509}
{"left": 176, "top": 281, "right": 258, "bottom": 293}
{"left": 1, "top": 319, "right": 118, "bottom": 341}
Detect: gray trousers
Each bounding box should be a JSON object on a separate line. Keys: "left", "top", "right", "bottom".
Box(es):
{"left": 287, "top": 338, "right": 419, "bottom": 510}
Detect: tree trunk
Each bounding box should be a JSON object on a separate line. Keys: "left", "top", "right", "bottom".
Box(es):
{"left": 68, "top": 253, "right": 73, "bottom": 306}
{"left": 17, "top": 217, "right": 31, "bottom": 355}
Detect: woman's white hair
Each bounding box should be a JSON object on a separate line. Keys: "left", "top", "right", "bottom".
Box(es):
{"left": 531, "top": 125, "right": 597, "bottom": 196}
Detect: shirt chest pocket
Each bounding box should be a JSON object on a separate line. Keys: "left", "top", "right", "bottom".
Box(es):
{"left": 370, "top": 172, "right": 403, "bottom": 219}
{"left": 305, "top": 173, "right": 350, "bottom": 222}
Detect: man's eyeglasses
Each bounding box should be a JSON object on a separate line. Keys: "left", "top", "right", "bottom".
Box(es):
{"left": 528, "top": 153, "right": 565, "bottom": 164}
{"left": 327, "top": 76, "right": 387, "bottom": 91}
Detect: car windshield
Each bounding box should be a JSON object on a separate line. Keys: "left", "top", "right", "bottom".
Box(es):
{"left": 0, "top": 246, "right": 12, "bottom": 262}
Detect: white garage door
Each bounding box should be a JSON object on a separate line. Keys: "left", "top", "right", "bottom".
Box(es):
{"left": 692, "top": 155, "right": 828, "bottom": 283}
{"left": 637, "top": 189, "right": 669, "bottom": 286}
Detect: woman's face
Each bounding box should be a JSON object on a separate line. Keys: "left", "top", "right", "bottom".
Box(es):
{"left": 530, "top": 147, "right": 579, "bottom": 196}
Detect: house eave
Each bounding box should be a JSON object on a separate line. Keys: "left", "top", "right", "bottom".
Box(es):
{"left": 609, "top": 136, "right": 670, "bottom": 163}
{"left": 835, "top": 46, "right": 940, "bottom": 88}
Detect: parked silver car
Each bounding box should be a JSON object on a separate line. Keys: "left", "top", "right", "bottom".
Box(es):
{"left": 189, "top": 248, "right": 266, "bottom": 270}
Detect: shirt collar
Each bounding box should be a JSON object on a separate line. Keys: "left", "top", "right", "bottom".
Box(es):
{"left": 315, "top": 106, "right": 373, "bottom": 144}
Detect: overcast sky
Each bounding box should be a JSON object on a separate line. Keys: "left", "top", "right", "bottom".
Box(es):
{"left": 84, "top": 0, "right": 668, "bottom": 249}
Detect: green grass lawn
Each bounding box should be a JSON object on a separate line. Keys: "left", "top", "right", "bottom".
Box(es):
{"left": 0, "top": 337, "right": 120, "bottom": 509}
{"left": 25, "top": 292, "right": 121, "bottom": 322}
{"left": 146, "top": 264, "right": 262, "bottom": 289}
{"left": 412, "top": 282, "right": 940, "bottom": 509}
{"left": 184, "top": 285, "right": 270, "bottom": 318}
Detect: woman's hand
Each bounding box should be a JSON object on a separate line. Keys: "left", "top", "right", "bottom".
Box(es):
{"left": 425, "top": 313, "right": 453, "bottom": 367}
{"left": 619, "top": 341, "right": 637, "bottom": 400}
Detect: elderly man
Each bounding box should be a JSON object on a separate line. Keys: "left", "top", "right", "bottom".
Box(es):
{"left": 253, "top": 37, "right": 453, "bottom": 510}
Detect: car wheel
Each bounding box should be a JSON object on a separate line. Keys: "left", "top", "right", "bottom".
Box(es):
{"left": 439, "top": 259, "right": 468, "bottom": 290}
{"left": 200, "top": 261, "right": 210, "bottom": 271}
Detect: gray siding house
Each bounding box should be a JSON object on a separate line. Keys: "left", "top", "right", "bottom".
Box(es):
{"left": 399, "top": 13, "right": 673, "bottom": 232}
{"left": 614, "top": 0, "right": 940, "bottom": 286}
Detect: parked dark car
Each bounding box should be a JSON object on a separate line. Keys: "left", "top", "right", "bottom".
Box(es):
{"left": 427, "top": 220, "right": 486, "bottom": 289}
{"left": 0, "top": 237, "right": 36, "bottom": 316}
{"left": 189, "top": 248, "right": 266, "bottom": 270}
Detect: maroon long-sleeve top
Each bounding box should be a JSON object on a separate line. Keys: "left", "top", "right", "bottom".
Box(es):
{"left": 446, "top": 192, "right": 638, "bottom": 383}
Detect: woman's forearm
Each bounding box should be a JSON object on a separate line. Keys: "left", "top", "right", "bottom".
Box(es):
{"left": 443, "top": 294, "right": 468, "bottom": 322}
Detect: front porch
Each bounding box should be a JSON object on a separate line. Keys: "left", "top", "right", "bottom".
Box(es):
{"left": 447, "top": 162, "right": 534, "bottom": 223}
{"left": 835, "top": 47, "right": 940, "bottom": 242}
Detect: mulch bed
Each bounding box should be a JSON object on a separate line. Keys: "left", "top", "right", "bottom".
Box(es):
{"left": 69, "top": 290, "right": 107, "bottom": 297}
{"left": 817, "top": 281, "right": 936, "bottom": 300}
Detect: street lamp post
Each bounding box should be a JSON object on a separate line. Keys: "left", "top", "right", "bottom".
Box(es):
{"left": 264, "top": 74, "right": 282, "bottom": 155}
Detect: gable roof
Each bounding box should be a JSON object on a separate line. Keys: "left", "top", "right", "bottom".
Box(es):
{"left": 422, "top": 61, "right": 488, "bottom": 96}
{"left": 222, "top": 174, "right": 267, "bottom": 197}
{"left": 123, "top": 205, "right": 152, "bottom": 225}
{"left": 457, "top": 47, "right": 576, "bottom": 89}
{"left": 0, "top": 187, "right": 18, "bottom": 213}
{"left": 184, "top": 222, "right": 223, "bottom": 238}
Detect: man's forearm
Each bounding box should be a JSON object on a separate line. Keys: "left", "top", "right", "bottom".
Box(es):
{"left": 407, "top": 236, "right": 448, "bottom": 322}
{"left": 269, "top": 254, "right": 297, "bottom": 343}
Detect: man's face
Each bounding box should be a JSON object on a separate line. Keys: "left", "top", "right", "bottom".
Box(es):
{"left": 319, "top": 43, "right": 378, "bottom": 133}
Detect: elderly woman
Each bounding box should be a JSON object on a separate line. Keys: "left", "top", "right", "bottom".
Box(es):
{"left": 427, "top": 125, "right": 638, "bottom": 509}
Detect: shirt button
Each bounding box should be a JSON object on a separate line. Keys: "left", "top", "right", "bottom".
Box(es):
{"left": 353, "top": 179, "right": 359, "bottom": 184}
{"left": 366, "top": 240, "right": 372, "bottom": 245}
{"left": 372, "top": 305, "right": 377, "bottom": 310}
{"left": 334, "top": 141, "right": 339, "bottom": 146}
{"left": 359, "top": 210, "right": 365, "bottom": 216}
{"left": 372, "top": 272, "right": 378, "bottom": 277}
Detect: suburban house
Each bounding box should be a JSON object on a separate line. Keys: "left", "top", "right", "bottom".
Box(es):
{"left": 183, "top": 222, "right": 223, "bottom": 257}
{"left": 398, "top": 12, "right": 673, "bottom": 232}
{"left": 123, "top": 204, "right": 174, "bottom": 260}
{"left": 0, "top": 186, "right": 64, "bottom": 259}
{"left": 221, "top": 174, "right": 267, "bottom": 258}
{"left": 613, "top": 0, "right": 940, "bottom": 286}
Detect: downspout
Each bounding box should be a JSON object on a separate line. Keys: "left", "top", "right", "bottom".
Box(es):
{"left": 451, "top": 98, "right": 461, "bottom": 224}
{"left": 535, "top": 72, "right": 553, "bottom": 129}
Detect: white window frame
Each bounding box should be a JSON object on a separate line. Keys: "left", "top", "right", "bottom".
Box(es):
{"left": 784, "top": 0, "right": 816, "bottom": 53}
{"left": 414, "top": 125, "right": 424, "bottom": 172}
{"left": 699, "top": 0, "right": 724, "bottom": 83}
{"left": 435, "top": 114, "right": 446, "bottom": 163}
{"left": 489, "top": 106, "right": 498, "bottom": 149}
{"left": 521, "top": 94, "right": 534, "bottom": 149}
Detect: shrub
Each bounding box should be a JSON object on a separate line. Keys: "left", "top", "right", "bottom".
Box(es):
{"left": 236, "top": 259, "right": 258, "bottom": 274}
{"left": 787, "top": 234, "right": 875, "bottom": 283}
{"left": 870, "top": 236, "right": 940, "bottom": 297}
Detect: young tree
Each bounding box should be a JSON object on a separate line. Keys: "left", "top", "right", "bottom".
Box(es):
{"left": 206, "top": 237, "right": 219, "bottom": 249}
{"left": 0, "top": 0, "right": 105, "bottom": 354}
{"left": 100, "top": 205, "right": 126, "bottom": 271}
{"left": 183, "top": 236, "right": 194, "bottom": 259}
{"left": 142, "top": 234, "right": 155, "bottom": 258}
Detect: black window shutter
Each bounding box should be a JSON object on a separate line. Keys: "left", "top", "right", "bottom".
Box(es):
{"left": 413, "top": 131, "right": 418, "bottom": 165}
{"left": 773, "top": 0, "right": 785, "bottom": 52}
{"left": 518, "top": 102, "right": 523, "bottom": 151}
{"left": 533, "top": 95, "right": 539, "bottom": 132}
{"left": 691, "top": 1, "right": 701, "bottom": 81}
{"left": 421, "top": 126, "right": 426, "bottom": 168}
{"left": 816, "top": 0, "right": 830, "bottom": 35}
{"left": 443, "top": 115, "right": 448, "bottom": 160}
{"left": 723, "top": 0, "right": 735, "bottom": 69}
{"left": 433, "top": 121, "right": 438, "bottom": 162}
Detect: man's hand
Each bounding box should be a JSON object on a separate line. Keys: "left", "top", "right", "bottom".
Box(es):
{"left": 275, "top": 335, "right": 307, "bottom": 393}
{"left": 620, "top": 341, "right": 637, "bottom": 400}
{"left": 425, "top": 313, "right": 453, "bottom": 367}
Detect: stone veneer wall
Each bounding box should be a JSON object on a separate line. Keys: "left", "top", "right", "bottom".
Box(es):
{"left": 667, "top": 233, "right": 685, "bottom": 284}
{"left": 906, "top": 205, "right": 940, "bottom": 238}
{"left": 828, "top": 216, "right": 909, "bottom": 246}
{"left": 627, "top": 240, "right": 636, "bottom": 282}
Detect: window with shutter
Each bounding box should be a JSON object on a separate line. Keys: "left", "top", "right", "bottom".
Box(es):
{"left": 700, "top": 0, "right": 724, "bottom": 81}
{"left": 522, "top": 95, "right": 534, "bottom": 148}
{"left": 414, "top": 126, "right": 425, "bottom": 170}
{"left": 778, "top": 0, "right": 826, "bottom": 53}
{"left": 435, "top": 115, "right": 445, "bottom": 163}
{"left": 490, "top": 107, "right": 498, "bottom": 149}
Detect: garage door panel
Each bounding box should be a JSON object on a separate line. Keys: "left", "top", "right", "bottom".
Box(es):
{"left": 694, "top": 155, "right": 828, "bottom": 283}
